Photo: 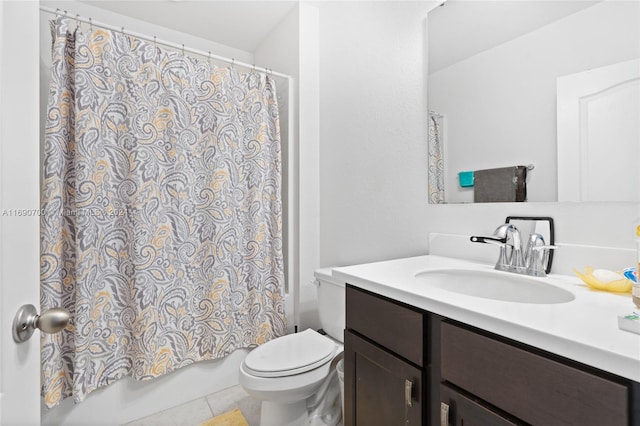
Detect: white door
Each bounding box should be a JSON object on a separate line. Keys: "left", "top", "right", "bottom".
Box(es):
{"left": 0, "top": 1, "right": 42, "bottom": 425}
{"left": 557, "top": 58, "right": 640, "bottom": 202}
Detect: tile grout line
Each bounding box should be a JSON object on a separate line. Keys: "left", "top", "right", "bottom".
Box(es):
{"left": 204, "top": 394, "right": 217, "bottom": 418}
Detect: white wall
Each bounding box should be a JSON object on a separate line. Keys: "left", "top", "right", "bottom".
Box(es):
{"left": 318, "top": 1, "right": 639, "bottom": 276}
{"left": 429, "top": 1, "right": 640, "bottom": 203}
{"left": 36, "top": 2, "right": 300, "bottom": 425}
{"left": 318, "top": 1, "right": 433, "bottom": 267}
{"left": 297, "top": 3, "right": 322, "bottom": 331}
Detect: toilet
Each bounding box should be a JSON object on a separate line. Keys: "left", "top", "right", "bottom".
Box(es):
{"left": 239, "top": 268, "right": 345, "bottom": 426}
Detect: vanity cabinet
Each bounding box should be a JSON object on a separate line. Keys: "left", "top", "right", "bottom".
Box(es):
{"left": 344, "top": 284, "right": 640, "bottom": 426}
{"left": 344, "top": 286, "right": 426, "bottom": 425}
{"left": 441, "top": 321, "right": 630, "bottom": 426}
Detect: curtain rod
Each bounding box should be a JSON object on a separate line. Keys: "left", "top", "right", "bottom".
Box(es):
{"left": 39, "top": 6, "right": 292, "bottom": 80}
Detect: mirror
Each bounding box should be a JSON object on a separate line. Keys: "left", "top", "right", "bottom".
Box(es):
{"left": 427, "top": 0, "right": 640, "bottom": 204}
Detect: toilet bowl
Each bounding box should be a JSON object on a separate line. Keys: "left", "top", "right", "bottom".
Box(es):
{"left": 239, "top": 268, "right": 345, "bottom": 426}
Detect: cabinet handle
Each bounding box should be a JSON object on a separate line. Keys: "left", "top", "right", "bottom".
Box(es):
{"left": 440, "top": 402, "right": 449, "bottom": 426}
{"left": 404, "top": 379, "right": 413, "bottom": 408}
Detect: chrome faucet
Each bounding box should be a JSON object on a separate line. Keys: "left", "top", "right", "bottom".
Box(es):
{"left": 471, "top": 224, "right": 556, "bottom": 277}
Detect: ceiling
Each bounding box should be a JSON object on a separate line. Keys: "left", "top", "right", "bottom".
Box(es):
{"left": 78, "top": 0, "right": 298, "bottom": 52}
{"left": 428, "top": 0, "right": 601, "bottom": 73}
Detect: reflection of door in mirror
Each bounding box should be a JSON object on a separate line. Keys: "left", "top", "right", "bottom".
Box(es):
{"left": 557, "top": 59, "right": 639, "bottom": 202}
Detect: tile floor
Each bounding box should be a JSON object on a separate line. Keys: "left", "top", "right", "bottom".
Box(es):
{"left": 123, "top": 385, "right": 261, "bottom": 426}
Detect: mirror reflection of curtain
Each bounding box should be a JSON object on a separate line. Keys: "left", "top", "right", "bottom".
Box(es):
{"left": 41, "top": 17, "right": 286, "bottom": 407}
{"left": 428, "top": 112, "right": 445, "bottom": 203}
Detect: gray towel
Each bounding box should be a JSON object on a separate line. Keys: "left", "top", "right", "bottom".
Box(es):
{"left": 474, "top": 166, "right": 527, "bottom": 203}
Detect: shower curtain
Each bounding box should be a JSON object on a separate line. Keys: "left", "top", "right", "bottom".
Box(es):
{"left": 41, "top": 18, "right": 286, "bottom": 407}
{"left": 428, "top": 113, "right": 445, "bottom": 203}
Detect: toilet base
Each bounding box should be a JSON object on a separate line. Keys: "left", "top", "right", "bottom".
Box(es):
{"left": 259, "top": 400, "right": 308, "bottom": 426}
{"left": 258, "top": 395, "right": 343, "bottom": 426}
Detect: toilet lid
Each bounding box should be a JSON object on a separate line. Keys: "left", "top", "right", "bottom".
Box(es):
{"left": 244, "top": 329, "right": 337, "bottom": 378}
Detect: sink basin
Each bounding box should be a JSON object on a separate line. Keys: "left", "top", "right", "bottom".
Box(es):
{"left": 415, "top": 269, "right": 575, "bottom": 304}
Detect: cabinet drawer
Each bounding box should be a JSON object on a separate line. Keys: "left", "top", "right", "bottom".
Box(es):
{"left": 346, "top": 286, "right": 423, "bottom": 366}
{"left": 441, "top": 322, "right": 629, "bottom": 426}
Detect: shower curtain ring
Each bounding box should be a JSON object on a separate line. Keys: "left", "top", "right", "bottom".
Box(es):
{"left": 89, "top": 17, "right": 93, "bottom": 31}
{"left": 55, "top": 8, "right": 61, "bottom": 17}
{"left": 75, "top": 14, "right": 81, "bottom": 32}
{"left": 182, "top": 44, "right": 185, "bottom": 57}
{"left": 208, "top": 51, "right": 212, "bottom": 65}
{"left": 231, "top": 58, "right": 235, "bottom": 69}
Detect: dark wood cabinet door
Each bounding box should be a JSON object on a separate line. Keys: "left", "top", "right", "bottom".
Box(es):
{"left": 344, "top": 330, "right": 422, "bottom": 426}
{"left": 440, "top": 384, "right": 523, "bottom": 426}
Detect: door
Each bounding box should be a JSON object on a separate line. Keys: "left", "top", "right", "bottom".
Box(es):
{"left": 0, "top": 1, "right": 42, "bottom": 425}
{"left": 557, "top": 58, "right": 640, "bottom": 202}
{"left": 344, "top": 331, "right": 422, "bottom": 426}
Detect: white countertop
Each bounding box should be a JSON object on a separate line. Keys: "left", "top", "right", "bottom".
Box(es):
{"left": 333, "top": 255, "right": 640, "bottom": 382}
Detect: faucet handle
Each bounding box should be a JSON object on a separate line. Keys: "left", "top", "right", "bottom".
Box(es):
{"left": 527, "top": 244, "right": 558, "bottom": 276}
{"left": 524, "top": 233, "right": 545, "bottom": 266}
{"left": 470, "top": 235, "right": 507, "bottom": 244}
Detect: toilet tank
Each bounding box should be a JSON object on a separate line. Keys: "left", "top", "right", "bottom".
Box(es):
{"left": 314, "top": 267, "right": 345, "bottom": 343}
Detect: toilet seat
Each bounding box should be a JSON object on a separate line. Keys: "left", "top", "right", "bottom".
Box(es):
{"left": 243, "top": 329, "right": 337, "bottom": 378}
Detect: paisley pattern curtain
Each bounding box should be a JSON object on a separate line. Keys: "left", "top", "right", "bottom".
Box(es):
{"left": 428, "top": 113, "right": 445, "bottom": 204}
{"left": 41, "top": 18, "right": 285, "bottom": 407}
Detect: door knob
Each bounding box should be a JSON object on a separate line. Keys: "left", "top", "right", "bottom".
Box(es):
{"left": 12, "top": 304, "right": 70, "bottom": 343}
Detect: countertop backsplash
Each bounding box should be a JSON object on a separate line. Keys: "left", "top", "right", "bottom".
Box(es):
{"left": 429, "top": 232, "right": 636, "bottom": 277}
